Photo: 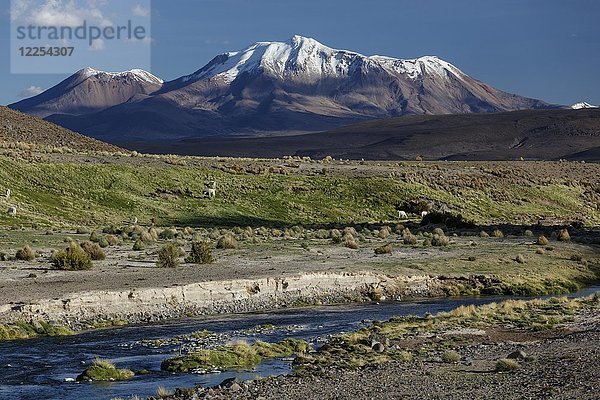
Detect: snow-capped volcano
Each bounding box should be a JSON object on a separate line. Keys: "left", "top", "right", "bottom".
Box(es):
{"left": 11, "top": 67, "right": 163, "bottom": 118}
{"left": 182, "top": 35, "right": 465, "bottom": 84}
{"left": 571, "top": 101, "right": 598, "bottom": 110}
{"left": 11, "top": 35, "right": 554, "bottom": 139}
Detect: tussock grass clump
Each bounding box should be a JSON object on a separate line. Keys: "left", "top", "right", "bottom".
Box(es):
{"left": 441, "top": 350, "right": 461, "bottom": 363}
{"left": 133, "top": 240, "right": 145, "bottom": 251}
{"left": 537, "top": 235, "right": 549, "bottom": 245}
{"left": 495, "top": 358, "right": 520, "bottom": 372}
{"left": 396, "top": 350, "right": 413, "bottom": 362}
{"left": 80, "top": 241, "right": 106, "bottom": 260}
{"left": 491, "top": 229, "right": 504, "bottom": 238}
{"left": 515, "top": 254, "right": 526, "bottom": 264}
{"left": 97, "top": 237, "right": 110, "bottom": 248}
{"left": 375, "top": 243, "right": 393, "bottom": 255}
{"left": 403, "top": 235, "right": 418, "bottom": 246}
{"left": 106, "top": 234, "right": 119, "bottom": 246}
{"left": 162, "top": 339, "right": 310, "bottom": 372}
{"left": 159, "top": 229, "right": 175, "bottom": 240}
{"left": 524, "top": 229, "right": 534, "bottom": 237}
{"left": 51, "top": 243, "right": 92, "bottom": 270}
{"left": 185, "top": 241, "right": 214, "bottom": 264}
{"left": 76, "top": 358, "right": 134, "bottom": 382}
{"left": 557, "top": 228, "right": 570, "bottom": 242}
{"left": 76, "top": 227, "right": 91, "bottom": 235}
{"left": 155, "top": 387, "right": 173, "bottom": 399}
{"left": 157, "top": 243, "right": 181, "bottom": 268}
{"left": 15, "top": 245, "right": 35, "bottom": 261}
{"left": 432, "top": 227, "right": 445, "bottom": 236}
{"left": 0, "top": 321, "right": 73, "bottom": 341}
{"left": 479, "top": 231, "right": 490, "bottom": 238}
{"left": 378, "top": 226, "right": 391, "bottom": 239}
{"left": 217, "top": 234, "right": 238, "bottom": 249}
{"left": 431, "top": 234, "right": 450, "bottom": 247}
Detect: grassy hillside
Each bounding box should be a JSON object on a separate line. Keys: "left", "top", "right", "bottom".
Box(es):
{"left": 0, "top": 155, "right": 598, "bottom": 228}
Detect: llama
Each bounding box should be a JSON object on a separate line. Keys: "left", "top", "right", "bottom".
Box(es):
{"left": 398, "top": 210, "right": 408, "bottom": 219}
{"left": 421, "top": 211, "right": 429, "bottom": 218}
{"left": 204, "top": 181, "right": 217, "bottom": 199}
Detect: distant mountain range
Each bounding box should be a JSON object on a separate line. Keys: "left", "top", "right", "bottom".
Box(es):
{"left": 10, "top": 35, "right": 557, "bottom": 144}
{"left": 121, "top": 108, "right": 600, "bottom": 161}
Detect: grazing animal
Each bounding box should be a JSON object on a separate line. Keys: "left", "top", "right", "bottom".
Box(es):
{"left": 204, "top": 181, "right": 217, "bottom": 199}
{"left": 398, "top": 210, "right": 408, "bottom": 219}
{"left": 421, "top": 211, "right": 429, "bottom": 218}
{"left": 7, "top": 206, "right": 17, "bottom": 216}
{"left": 5, "top": 189, "right": 10, "bottom": 198}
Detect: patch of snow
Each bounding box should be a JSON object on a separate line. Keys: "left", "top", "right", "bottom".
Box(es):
{"left": 571, "top": 101, "right": 598, "bottom": 109}
{"left": 77, "top": 67, "right": 164, "bottom": 84}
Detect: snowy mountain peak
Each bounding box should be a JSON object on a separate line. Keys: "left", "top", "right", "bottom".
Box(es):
{"left": 76, "top": 67, "right": 164, "bottom": 84}
{"left": 183, "top": 36, "right": 466, "bottom": 84}
{"left": 571, "top": 101, "right": 598, "bottom": 110}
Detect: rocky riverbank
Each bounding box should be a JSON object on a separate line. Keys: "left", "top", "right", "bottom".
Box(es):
{"left": 160, "top": 296, "right": 600, "bottom": 400}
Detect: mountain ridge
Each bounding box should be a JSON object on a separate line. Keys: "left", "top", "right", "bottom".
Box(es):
{"left": 11, "top": 35, "right": 557, "bottom": 141}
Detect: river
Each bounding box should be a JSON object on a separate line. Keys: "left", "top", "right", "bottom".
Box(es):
{"left": 1, "top": 285, "right": 599, "bottom": 400}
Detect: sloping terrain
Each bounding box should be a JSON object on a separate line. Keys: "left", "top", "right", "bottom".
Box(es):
{"left": 135, "top": 109, "right": 600, "bottom": 160}
{"left": 0, "top": 106, "right": 124, "bottom": 153}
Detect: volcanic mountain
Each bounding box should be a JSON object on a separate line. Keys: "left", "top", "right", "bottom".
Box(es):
{"left": 11, "top": 35, "right": 555, "bottom": 142}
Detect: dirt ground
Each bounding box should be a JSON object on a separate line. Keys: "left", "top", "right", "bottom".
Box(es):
{"left": 0, "top": 228, "right": 597, "bottom": 306}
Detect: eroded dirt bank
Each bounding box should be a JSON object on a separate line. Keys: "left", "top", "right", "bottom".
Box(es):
{"left": 0, "top": 272, "right": 453, "bottom": 328}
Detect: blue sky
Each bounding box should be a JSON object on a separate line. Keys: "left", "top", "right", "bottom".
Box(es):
{"left": 1, "top": 0, "right": 599, "bottom": 106}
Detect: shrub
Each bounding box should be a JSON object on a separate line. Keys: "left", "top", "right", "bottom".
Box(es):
{"left": 80, "top": 241, "right": 106, "bottom": 261}
{"left": 432, "top": 227, "right": 445, "bottom": 236}
{"left": 397, "top": 350, "right": 413, "bottom": 362}
{"left": 15, "top": 245, "right": 35, "bottom": 261}
{"left": 403, "top": 235, "right": 418, "bottom": 246}
{"left": 495, "top": 358, "right": 520, "bottom": 372}
{"left": 159, "top": 229, "right": 175, "bottom": 240}
{"left": 185, "top": 241, "right": 214, "bottom": 264}
{"left": 217, "top": 234, "right": 237, "bottom": 249}
{"left": 491, "top": 229, "right": 504, "bottom": 238}
{"left": 344, "top": 236, "right": 359, "bottom": 249}
{"left": 133, "top": 240, "right": 146, "bottom": 251}
{"left": 98, "top": 237, "right": 110, "bottom": 248}
{"left": 537, "top": 235, "right": 549, "bottom": 245}
{"left": 557, "top": 229, "right": 570, "bottom": 242}
{"left": 375, "top": 243, "right": 393, "bottom": 255}
{"left": 51, "top": 243, "right": 92, "bottom": 270}
{"left": 106, "top": 235, "right": 119, "bottom": 246}
{"left": 431, "top": 234, "right": 450, "bottom": 247}
{"left": 157, "top": 243, "right": 181, "bottom": 268}
{"left": 441, "top": 350, "right": 460, "bottom": 363}
{"left": 378, "top": 226, "right": 391, "bottom": 239}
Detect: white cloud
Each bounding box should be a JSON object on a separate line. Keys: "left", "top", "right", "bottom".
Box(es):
{"left": 12, "top": 0, "right": 112, "bottom": 27}
{"left": 19, "top": 86, "right": 45, "bottom": 98}
{"left": 89, "top": 38, "right": 105, "bottom": 51}
{"left": 132, "top": 4, "right": 149, "bottom": 17}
